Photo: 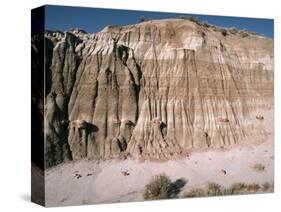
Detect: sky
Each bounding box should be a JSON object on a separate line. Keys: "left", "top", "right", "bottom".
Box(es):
{"left": 45, "top": 5, "right": 274, "bottom": 38}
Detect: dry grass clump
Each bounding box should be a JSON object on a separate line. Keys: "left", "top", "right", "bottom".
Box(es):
{"left": 225, "top": 183, "right": 259, "bottom": 194}
{"left": 262, "top": 182, "right": 273, "bottom": 191}
{"left": 183, "top": 181, "right": 273, "bottom": 198}
{"left": 253, "top": 163, "right": 266, "bottom": 172}
{"left": 247, "top": 183, "right": 261, "bottom": 192}
{"left": 216, "top": 183, "right": 246, "bottom": 196}
{"left": 227, "top": 182, "right": 248, "bottom": 194}
{"left": 206, "top": 182, "right": 222, "bottom": 196}
{"left": 184, "top": 188, "right": 205, "bottom": 197}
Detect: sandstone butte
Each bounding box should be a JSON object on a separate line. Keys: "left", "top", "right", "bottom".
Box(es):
{"left": 32, "top": 18, "right": 273, "bottom": 168}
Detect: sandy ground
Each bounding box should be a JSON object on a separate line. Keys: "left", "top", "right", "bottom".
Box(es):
{"left": 45, "top": 140, "right": 273, "bottom": 206}
{"left": 44, "top": 107, "right": 274, "bottom": 207}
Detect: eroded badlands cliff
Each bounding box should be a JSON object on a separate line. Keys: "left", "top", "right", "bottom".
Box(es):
{"left": 37, "top": 19, "right": 273, "bottom": 167}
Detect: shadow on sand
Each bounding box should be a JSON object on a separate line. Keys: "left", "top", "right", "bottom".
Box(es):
{"left": 168, "top": 178, "right": 187, "bottom": 198}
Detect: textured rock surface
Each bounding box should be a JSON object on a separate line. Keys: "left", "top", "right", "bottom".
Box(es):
{"left": 41, "top": 19, "right": 273, "bottom": 166}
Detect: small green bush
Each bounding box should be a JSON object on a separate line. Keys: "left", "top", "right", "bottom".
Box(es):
{"left": 143, "top": 174, "right": 172, "bottom": 200}
{"left": 253, "top": 163, "right": 266, "bottom": 172}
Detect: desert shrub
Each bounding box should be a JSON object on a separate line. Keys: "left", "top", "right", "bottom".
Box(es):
{"left": 185, "top": 188, "right": 206, "bottom": 197}
{"left": 262, "top": 182, "right": 273, "bottom": 191}
{"left": 227, "top": 183, "right": 248, "bottom": 194}
{"left": 228, "top": 182, "right": 271, "bottom": 194}
{"left": 219, "top": 28, "right": 228, "bottom": 36}
{"left": 143, "top": 174, "right": 172, "bottom": 200}
{"left": 230, "top": 183, "right": 247, "bottom": 191}
{"left": 220, "top": 188, "right": 234, "bottom": 195}
{"left": 206, "top": 182, "right": 222, "bottom": 196}
{"left": 183, "top": 182, "right": 222, "bottom": 197}
{"left": 143, "top": 175, "right": 187, "bottom": 200}
{"left": 253, "top": 163, "right": 266, "bottom": 172}
{"left": 184, "top": 181, "right": 272, "bottom": 198}
{"left": 247, "top": 183, "right": 261, "bottom": 192}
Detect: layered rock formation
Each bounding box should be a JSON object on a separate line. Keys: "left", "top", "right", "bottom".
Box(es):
{"left": 40, "top": 19, "right": 273, "bottom": 167}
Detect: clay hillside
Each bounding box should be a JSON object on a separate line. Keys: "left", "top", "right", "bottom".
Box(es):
{"left": 36, "top": 18, "right": 273, "bottom": 168}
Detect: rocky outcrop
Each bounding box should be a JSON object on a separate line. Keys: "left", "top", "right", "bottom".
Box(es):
{"left": 41, "top": 19, "right": 273, "bottom": 166}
